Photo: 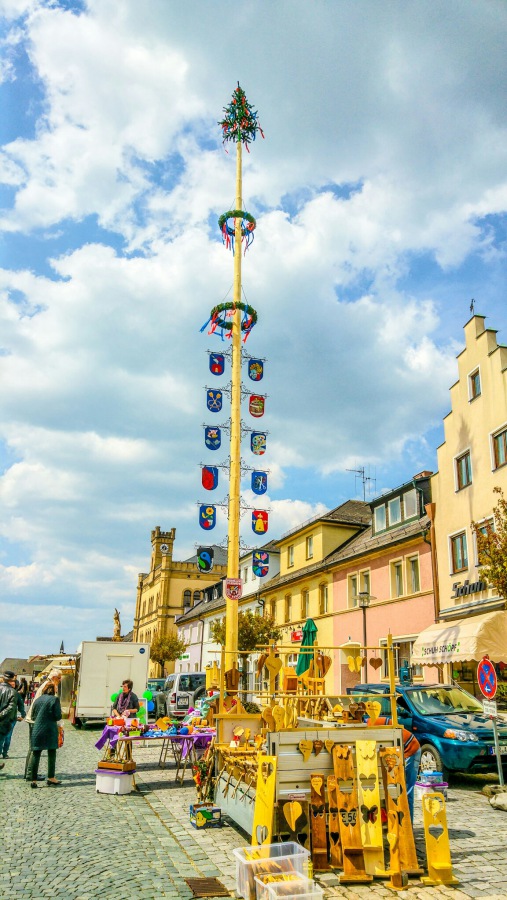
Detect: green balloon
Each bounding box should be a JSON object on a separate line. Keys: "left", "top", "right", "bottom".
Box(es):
{"left": 137, "top": 707, "right": 146, "bottom": 719}
{"left": 111, "top": 692, "right": 120, "bottom": 703}
{"left": 143, "top": 690, "right": 153, "bottom": 700}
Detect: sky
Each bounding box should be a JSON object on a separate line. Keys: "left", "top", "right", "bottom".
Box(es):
{"left": 1, "top": 0, "right": 507, "bottom": 660}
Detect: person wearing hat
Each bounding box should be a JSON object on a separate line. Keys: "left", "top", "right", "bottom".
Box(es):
{"left": 0, "top": 671, "right": 18, "bottom": 769}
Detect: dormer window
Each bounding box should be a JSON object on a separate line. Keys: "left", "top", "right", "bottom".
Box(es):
{"left": 287, "top": 545, "right": 294, "bottom": 567}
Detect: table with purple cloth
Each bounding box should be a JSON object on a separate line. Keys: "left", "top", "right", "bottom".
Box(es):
{"left": 94, "top": 727, "right": 214, "bottom": 783}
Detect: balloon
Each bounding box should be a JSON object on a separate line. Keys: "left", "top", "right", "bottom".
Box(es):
{"left": 110, "top": 692, "right": 120, "bottom": 703}
{"left": 137, "top": 707, "right": 146, "bottom": 719}
{"left": 147, "top": 701, "right": 155, "bottom": 712}
{"left": 143, "top": 690, "right": 153, "bottom": 700}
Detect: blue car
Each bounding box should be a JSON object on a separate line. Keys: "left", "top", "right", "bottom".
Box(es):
{"left": 348, "top": 682, "right": 507, "bottom": 779}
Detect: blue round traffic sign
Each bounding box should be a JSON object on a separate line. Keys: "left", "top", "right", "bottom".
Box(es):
{"left": 477, "top": 657, "right": 497, "bottom": 699}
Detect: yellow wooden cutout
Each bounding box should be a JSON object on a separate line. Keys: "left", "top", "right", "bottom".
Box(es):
{"left": 251, "top": 754, "right": 277, "bottom": 847}
{"left": 356, "top": 739, "right": 383, "bottom": 877}
{"left": 206, "top": 660, "right": 221, "bottom": 690}
{"left": 264, "top": 655, "right": 282, "bottom": 677}
{"left": 272, "top": 705, "right": 286, "bottom": 732}
{"left": 421, "top": 791, "right": 458, "bottom": 886}
{"left": 347, "top": 655, "right": 364, "bottom": 673}
{"left": 283, "top": 800, "right": 302, "bottom": 832}
{"left": 324, "top": 739, "right": 335, "bottom": 754}
{"left": 310, "top": 773, "right": 324, "bottom": 796}
{"left": 365, "top": 701, "right": 382, "bottom": 722}
{"left": 298, "top": 739, "right": 313, "bottom": 763}
{"left": 313, "top": 739, "right": 324, "bottom": 756}
{"left": 262, "top": 707, "right": 275, "bottom": 731}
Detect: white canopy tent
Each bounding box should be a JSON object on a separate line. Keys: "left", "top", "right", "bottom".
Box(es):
{"left": 411, "top": 609, "right": 507, "bottom": 665}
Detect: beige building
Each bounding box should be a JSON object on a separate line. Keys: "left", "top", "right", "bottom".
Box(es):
{"left": 133, "top": 526, "right": 226, "bottom": 676}
{"left": 412, "top": 314, "right": 507, "bottom": 694}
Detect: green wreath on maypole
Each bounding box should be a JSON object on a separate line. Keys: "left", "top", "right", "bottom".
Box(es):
{"left": 219, "top": 209, "right": 256, "bottom": 253}
{"left": 200, "top": 301, "right": 258, "bottom": 343}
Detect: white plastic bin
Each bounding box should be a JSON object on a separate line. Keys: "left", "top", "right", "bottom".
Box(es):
{"left": 254, "top": 873, "right": 309, "bottom": 900}
{"left": 95, "top": 768, "right": 133, "bottom": 795}
{"left": 264, "top": 880, "right": 324, "bottom": 900}
{"left": 233, "top": 843, "right": 310, "bottom": 900}
{"left": 415, "top": 780, "right": 447, "bottom": 804}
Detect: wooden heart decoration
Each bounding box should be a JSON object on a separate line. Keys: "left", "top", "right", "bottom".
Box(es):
{"left": 365, "top": 700, "right": 381, "bottom": 722}
{"left": 369, "top": 656, "right": 382, "bottom": 670}
{"left": 429, "top": 824, "right": 444, "bottom": 841}
{"left": 265, "top": 655, "right": 282, "bottom": 677}
{"left": 426, "top": 796, "right": 444, "bottom": 818}
{"left": 256, "top": 824, "right": 268, "bottom": 845}
{"left": 283, "top": 801, "right": 302, "bottom": 832}
{"left": 324, "top": 740, "right": 334, "bottom": 754}
{"left": 313, "top": 739, "right": 324, "bottom": 756}
{"left": 272, "top": 706, "right": 286, "bottom": 732}
{"left": 256, "top": 653, "right": 267, "bottom": 675}
{"left": 298, "top": 739, "right": 313, "bottom": 763}
{"left": 262, "top": 708, "right": 275, "bottom": 730}
{"left": 349, "top": 702, "right": 358, "bottom": 718}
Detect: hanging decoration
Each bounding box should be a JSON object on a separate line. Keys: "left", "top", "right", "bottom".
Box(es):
{"left": 209, "top": 353, "right": 225, "bottom": 375}
{"left": 251, "top": 432, "right": 267, "bottom": 455}
{"left": 251, "top": 471, "right": 268, "bottom": 495}
{"left": 252, "top": 550, "right": 269, "bottom": 578}
{"left": 204, "top": 426, "right": 221, "bottom": 450}
{"left": 201, "top": 301, "right": 257, "bottom": 343}
{"left": 218, "top": 210, "right": 256, "bottom": 254}
{"left": 201, "top": 465, "right": 218, "bottom": 491}
{"left": 218, "top": 82, "right": 264, "bottom": 149}
{"left": 197, "top": 547, "right": 214, "bottom": 573}
{"left": 248, "top": 358, "right": 264, "bottom": 381}
{"left": 206, "top": 389, "right": 223, "bottom": 412}
{"left": 199, "top": 505, "right": 216, "bottom": 530}
{"left": 249, "top": 394, "right": 265, "bottom": 417}
{"left": 252, "top": 510, "right": 269, "bottom": 534}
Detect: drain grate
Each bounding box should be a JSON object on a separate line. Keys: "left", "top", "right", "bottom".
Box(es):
{"left": 184, "top": 876, "right": 230, "bottom": 898}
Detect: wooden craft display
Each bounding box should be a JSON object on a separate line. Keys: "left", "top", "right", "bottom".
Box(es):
{"left": 421, "top": 792, "right": 458, "bottom": 886}
{"left": 332, "top": 744, "right": 372, "bottom": 884}
{"left": 251, "top": 755, "right": 277, "bottom": 847}
{"left": 276, "top": 799, "right": 310, "bottom": 851}
{"left": 356, "top": 739, "right": 384, "bottom": 876}
{"left": 310, "top": 774, "right": 330, "bottom": 871}
{"left": 327, "top": 775, "right": 343, "bottom": 868}
{"left": 379, "top": 747, "right": 423, "bottom": 877}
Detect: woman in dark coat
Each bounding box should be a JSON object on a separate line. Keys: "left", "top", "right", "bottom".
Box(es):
{"left": 29, "top": 683, "right": 62, "bottom": 788}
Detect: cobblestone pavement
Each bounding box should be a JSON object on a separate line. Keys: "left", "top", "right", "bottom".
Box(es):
{"left": 0, "top": 722, "right": 506, "bottom": 899}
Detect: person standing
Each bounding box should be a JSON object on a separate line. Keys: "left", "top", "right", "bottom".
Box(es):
{"left": 28, "top": 682, "right": 63, "bottom": 788}
{"left": 0, "top": 671, "right": 18, "bottom": 770}
{"left": 25, "top": 669, "right": 62, "bottom": 780}
{"left": 111, "top": 679, "right": 140, "bottom": 718}
{"left": 2, "top": 679, "right": 26, "bottom": 758}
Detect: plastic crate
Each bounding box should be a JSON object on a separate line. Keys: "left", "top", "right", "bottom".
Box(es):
{"left": 263, "top": 880, "right": 324, "bottom": 900}
{"left": 233, "top": 843, "right": 310, "bottom": 900}
{"left": 95, "top": 769, "right": 133, "bottom": 795}
{"left": 415, "top": 780, "right": 448, "bottom": 803}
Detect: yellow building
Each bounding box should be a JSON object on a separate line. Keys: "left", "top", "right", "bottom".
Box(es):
{"left": 261, "top": 501, "right": 371, "bottom": 680}
{"left": 133, "top": 526, "right": 227, "bottom": 676}
{"left": 412, "top": 315, "right": 507, "bottom": 693}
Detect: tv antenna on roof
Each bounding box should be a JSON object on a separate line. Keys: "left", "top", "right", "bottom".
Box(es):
{"left": 346, "top": 464, "right": 376, "bottom": 501}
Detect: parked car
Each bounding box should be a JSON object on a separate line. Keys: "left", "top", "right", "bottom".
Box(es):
{"left": 163, "top": 672, "right": 206, "bottom": 719}
{"left": 147, "top": 678, "right": 166, "bottom": 718}
{"left": 348, "top": 682, "right": 507, "bottom": 779}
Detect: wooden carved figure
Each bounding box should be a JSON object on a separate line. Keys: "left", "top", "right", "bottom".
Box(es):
{"left": 327, "top": 775, "right": 343, "bottom": 868}
{"left": 332, "top": 744, "right": 372, "bottom": 884}
{"left": 379, "top": 747, "right": 423, "bottom": 876}
{"left": 355, "top": 739, "right": 384, "bottom": 876}
{"left": 251, "top": 756, "right": 277, "bottom": 847}
{"left": 310, "top": 774, "right": 330, "bottom": 871}
{"left": 421, "top": 793, "right": 458, "bottom": 886}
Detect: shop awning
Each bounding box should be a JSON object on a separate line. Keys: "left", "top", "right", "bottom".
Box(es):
{"left": 411, "top": 609, "right": 507, "bottom": 665}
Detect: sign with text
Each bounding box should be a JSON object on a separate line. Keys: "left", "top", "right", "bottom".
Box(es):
{"left": 483, "top": 699, "right": 498, "bottom": 717}
{"left": 224, "top": 578, "right": 243, "bottom": 601}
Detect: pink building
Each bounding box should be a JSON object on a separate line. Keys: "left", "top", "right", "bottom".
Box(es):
{"left": 330, "top": 473, "right": 436, "bottom": 692}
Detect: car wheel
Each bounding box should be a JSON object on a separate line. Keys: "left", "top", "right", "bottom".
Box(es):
{"left": 419, "top": 743, "right": 448, "bottom": 781}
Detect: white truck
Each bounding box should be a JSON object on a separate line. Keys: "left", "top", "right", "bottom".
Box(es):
{"left": 71, "top": 641, "right": 150, "bottom": 727}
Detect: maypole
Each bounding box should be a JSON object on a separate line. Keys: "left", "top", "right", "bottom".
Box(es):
{"left": 199, "top": 85, "right": 265, "bottom": 666}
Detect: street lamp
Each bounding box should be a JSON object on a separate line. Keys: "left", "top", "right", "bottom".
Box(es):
{"left": 358, "top": 592, "right": 375, "bottom": 649}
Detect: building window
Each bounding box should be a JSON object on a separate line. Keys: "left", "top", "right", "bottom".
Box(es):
{"left": 391, "top": 561, "right": 404, "bottom": 598}
{"left": 348, "top": 574, "right": 358, "bottom": 608}
{"left": 493, "top": 428, "right": 507, "bottom": 470}
{"left": 403, "top": 489, "right": 417, "bottom": 519}
{"left": 388, "top": 497, "right": 401, "bottom": 526}
{"left": 193, "top": 590, "right": 201, "bottom": 605}
{"left": 287, "top": 545, "right": 294, "bottom": 567}
{"left": 243, "top": 567, "right": 248, "bottom": 583}
{"left": 360, "top": 570, "right": 370, "bottom": 597}
{"left": 451, "top": 532, "right": 468, "bottom": 573}
{"left": 474, "top": 517, "right": 495, "bottom": 565}
{"left": 319, "top": 583, "right": 328, "bottom": 615}
{"left": 183, "top": 590, "right": 191, "bottom": 608}
{"left": 284, "top": 594, "right": 292, "bottom": 621}
{"left": 301, "top": 590, "right": 310, "bottom": 619}
{"left": 469, "top": 369, "right": 481, "bottom": 399}
{"left": 456, "top": 451, "right": 472, "bottom": 490}
{"left": 407, "top": 556, "right": 420, "bottom": 593}
{"left": 374, "top": 505, "right": 387, "bottom": 533}
{"left": 306, "top": 535, "right": 314, "bottom": 559}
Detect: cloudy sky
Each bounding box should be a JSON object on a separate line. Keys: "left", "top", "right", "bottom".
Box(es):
{"left": 1, "top": 0, "right": 507, "bottom": 660}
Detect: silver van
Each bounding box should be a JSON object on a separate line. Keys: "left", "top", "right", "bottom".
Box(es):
{"left": 164, "top": 672, "right": 206, "bottom": 718}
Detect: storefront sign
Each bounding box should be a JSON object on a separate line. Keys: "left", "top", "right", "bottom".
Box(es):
{"left": 451, "top": 579, "right": 488, "bottom": 599}
{"left": 291, "top": 629, "right": 303, "bottom": 642}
